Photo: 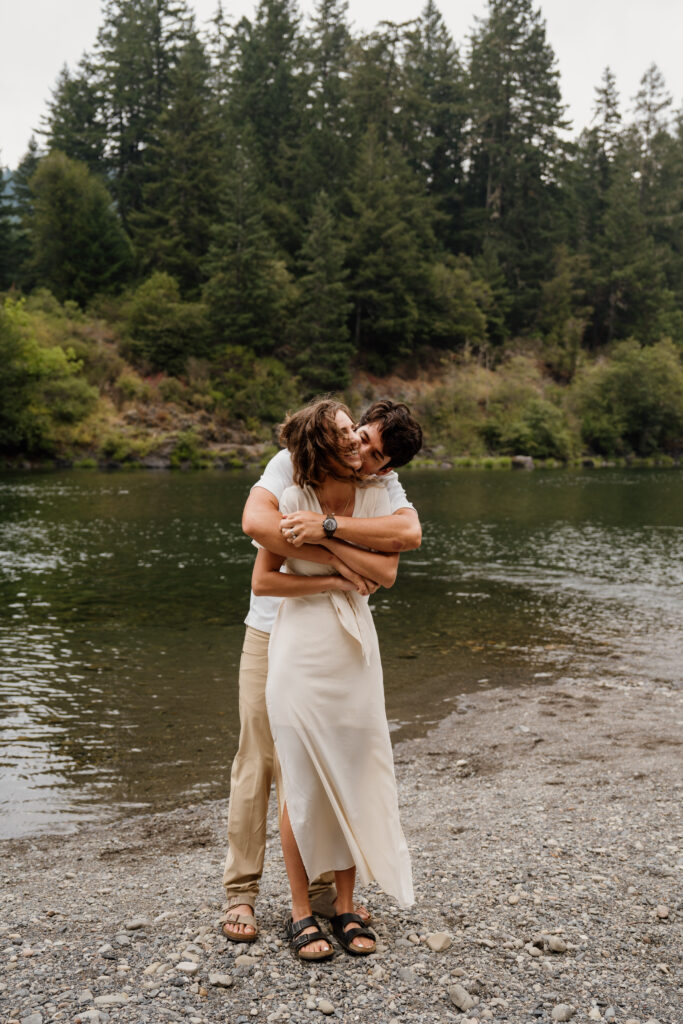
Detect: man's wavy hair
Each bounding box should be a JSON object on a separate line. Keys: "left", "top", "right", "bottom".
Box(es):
{"left": 279, "top": 398, "right": 359, "bottom": 488}
{"left": 358, "top": 400, "right": 423, "bottom": 469}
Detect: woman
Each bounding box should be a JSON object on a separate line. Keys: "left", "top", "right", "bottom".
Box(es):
{"left": 252, "top": 398, "right": 414, "bottom": 962}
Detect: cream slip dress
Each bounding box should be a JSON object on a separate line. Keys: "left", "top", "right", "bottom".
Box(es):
{"left": 265, "top": 482, "right": 414, "bottom": 908}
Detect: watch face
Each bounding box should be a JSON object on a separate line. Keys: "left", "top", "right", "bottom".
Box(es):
{"left": 323, "top": 516, "right": 337, "bottom": 533}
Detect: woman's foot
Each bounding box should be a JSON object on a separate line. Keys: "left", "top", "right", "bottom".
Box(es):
{"left": 286, "top": 915, "right": 334, "bottom": 961}
{"left": 333, "top": 900, "right": 375, "bottom": 951}
{"left": 222, "top": 904, "right": 258, "bottom": 942}
{"left": 330, "top": 911, "right": 376, "bottom": 955}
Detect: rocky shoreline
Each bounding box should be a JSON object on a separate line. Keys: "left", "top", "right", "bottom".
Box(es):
{"left": 1, "top": 677, "right": 680, "bottom": 1024}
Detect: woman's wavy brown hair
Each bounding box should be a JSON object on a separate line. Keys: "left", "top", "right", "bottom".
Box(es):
{"left": 279, "top": 398, "right": 359, "bottom": 488}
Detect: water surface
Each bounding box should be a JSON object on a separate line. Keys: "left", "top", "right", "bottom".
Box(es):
{"left": 1, "top": 468, "right": 681, "bottom": 838}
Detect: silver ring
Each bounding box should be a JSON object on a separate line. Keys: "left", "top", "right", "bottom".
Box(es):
{"left": 291, "top": 531, "right": 297, "bottom": 540}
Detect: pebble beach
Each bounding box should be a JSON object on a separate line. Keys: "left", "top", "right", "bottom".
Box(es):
{"left": 1, "top": 677, "right": 680, "bottom": 1024}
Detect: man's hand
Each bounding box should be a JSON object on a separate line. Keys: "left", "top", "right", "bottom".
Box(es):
{"left": 280, "top": 510, "right": 325, "bottom": 547}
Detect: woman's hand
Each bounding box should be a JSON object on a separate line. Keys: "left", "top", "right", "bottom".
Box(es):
{"left": 331, "top": 556, "right": 375, "bottom": 596}
{"left": 280, "top": 510, "right": 324, "bottom": 547}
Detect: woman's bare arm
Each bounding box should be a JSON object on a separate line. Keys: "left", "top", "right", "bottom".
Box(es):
{"left": 251, "top": 548, "right": 358, "bottom": 598}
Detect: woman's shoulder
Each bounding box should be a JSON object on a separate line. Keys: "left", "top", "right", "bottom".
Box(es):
{"left": 280, "top": 484, "right": 317, "bottom": 513}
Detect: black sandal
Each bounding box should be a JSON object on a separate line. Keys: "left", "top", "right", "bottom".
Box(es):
{"left": 330, "top": 912, "right": 377, "bottom": 956}
{"left": 285, "top": 915, "right": 334, "bottom": 962}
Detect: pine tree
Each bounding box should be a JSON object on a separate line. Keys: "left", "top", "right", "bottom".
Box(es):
{"left": 0, "top": 163, "right": 16, "bottom": 290}
{"left": 8, "top": 137, "right": 42, "bottom": 289}
{"left": 202, "top": 145, "right": 291, "bottom": 352}
{"left": 130, "top": 34, "right": 222, "bottom": 296}
{"left": 26, "top": 151, "right": 133, "bottom": 305}
{"left": 343, "top": 126, "right": 436, "bottom": 366}
{"left": 295, "top": 0, "right": 353, "bottom": 208}
{"left": 93, "top": 0, "right": 195, "bottom": 227}
{"left": 228, "top": 0, "right": 309, "bottom": 253}
{"left": 291, "top": 191, "right": 353, "bottom": 393}
{"left": 398, "top": 1, "right": 467, "bottom": 247}
{"left": 43, "top": 59, "right": 106, "bottom": 172}
{"left": 466, "top": 0, "right": 569, "bottom": 327}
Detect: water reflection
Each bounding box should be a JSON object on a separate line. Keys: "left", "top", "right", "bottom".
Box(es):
{"left": 1, "top": 469, "right": 681, "bottom": 838}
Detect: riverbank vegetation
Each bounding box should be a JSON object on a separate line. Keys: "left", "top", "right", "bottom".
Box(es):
{"left": 1, "top": 0, "right": 682, "bottom": 466}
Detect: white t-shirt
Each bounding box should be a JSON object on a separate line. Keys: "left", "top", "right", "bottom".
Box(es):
{"left": 244, "top": 448, "right": 415, "bottom": 633}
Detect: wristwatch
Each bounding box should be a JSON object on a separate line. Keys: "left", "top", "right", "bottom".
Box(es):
{"left": 322, "top": 515, "right": 337, "bottom": 539}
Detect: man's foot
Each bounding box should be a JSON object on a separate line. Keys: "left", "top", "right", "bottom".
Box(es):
{"left": 222, "top": 904, "right": 258, "bottom": 942}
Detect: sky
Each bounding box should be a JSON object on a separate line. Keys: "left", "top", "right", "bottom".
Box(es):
{"left": 1, "top": 0, "right": 682, "bottom": 169}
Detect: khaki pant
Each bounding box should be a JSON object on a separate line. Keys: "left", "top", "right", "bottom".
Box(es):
{"left": 222, "top": 625, "right": 335, "bottom": 909}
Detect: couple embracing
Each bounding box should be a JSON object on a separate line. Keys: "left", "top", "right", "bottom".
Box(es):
{"left": 222, "top": 397, "right": 423, "bottom": 961}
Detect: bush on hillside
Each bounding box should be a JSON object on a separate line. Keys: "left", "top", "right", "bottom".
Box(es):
{"left": 571, "top": 339, "right": 683, "bottom": 455}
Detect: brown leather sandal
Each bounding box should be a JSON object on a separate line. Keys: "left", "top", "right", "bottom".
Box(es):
{"left": 222, "top": 910, "right": 259, "bottom": 943}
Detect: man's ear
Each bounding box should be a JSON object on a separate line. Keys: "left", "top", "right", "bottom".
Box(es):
{"left": 376, "top": 464, "right": 393, "bottom": 476}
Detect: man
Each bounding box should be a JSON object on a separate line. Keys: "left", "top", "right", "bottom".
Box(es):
{"left": 222, "top": 400, "right": 423, "bottom": 941}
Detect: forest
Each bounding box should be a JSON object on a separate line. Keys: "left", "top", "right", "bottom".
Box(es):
{"left": 1, "top": 0, "right": 682, "bottom": 465}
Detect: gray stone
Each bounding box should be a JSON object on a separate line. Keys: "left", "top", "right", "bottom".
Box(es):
{"left": 114, "top": 933, "right": 131, "bottom": 947}
{"left": 317, "top": 999, "right": 335, "bottom": 1015}
{"left": 547, "top": 935, "right": 567, "bottom": 953}
{"left": 177, "top": 961, "right": 199, "bottom": 975}
{"left": 125, "top": 917, "right": 152, "bottom": 930}
{"left": 426, "top": 931, "right": 452, "bottom": 952}
{"left": 78, "top": 990, "right": 94, "bottom": 1004}
{"left": 551, "top": 1005, "right": 575, "bottom": 1022}
{"left": 79, "top": 1013, "right": 104, "bottom": 1024}
{"left": 208, "top": 972, "right": 233, "bottom": 988}
{"left": 604, "top": 1009, "right": 617, "bottom": 1021}
{"left": 525, "top": 942, "right": 543, "bottom": 957}
{"left": 655, "top": 905, "right": 669, "bottom": 919}
{"left": 20, "top": 1014, "right": 43, "bottom": 1024}
{"left": 94, "top": 992, "right": 130, "bottom": 1006}
{"left": 449, "top": 984, "right": 478, "bottom": 1012}
{"left": 235, "top": 954, "right": 258, "bottom": 968}
{"left": 398, "top": 967, "right": 416, "bottom": 983}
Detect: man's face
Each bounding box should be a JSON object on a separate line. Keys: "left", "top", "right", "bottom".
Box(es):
{"left": 356, "top": 421, "right": 391, "bottom": 478}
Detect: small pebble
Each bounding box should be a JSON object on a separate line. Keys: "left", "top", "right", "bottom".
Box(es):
{"left": 177, "top": 961, "right": 199, "bottom": 975}
{"left": 317, "top": 998, "right": 335, "bottom": 1015}
{"left": 426, "top": 931, "right": 452, "bottom": 952}
{"left": 94, "top": 992, "right": 129, "bottom": 1006}
{"left": 655, "top": 905, "right": 669, "bottom": 919}
{"left": 547, "top": 935, "right": 567, "bottom": 953}
{"left": 449, "top": 984, "right": 478, "bottom": 1012}
{"left": 208, "top": 972, "right": 233, "bottom": 988}
{"left": 125, "top": 916, "right": 152, "bottom": 930}
{"left": 551, "top": 1005, "right": 575, "bottom": 1022}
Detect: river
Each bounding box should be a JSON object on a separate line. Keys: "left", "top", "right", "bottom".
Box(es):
{"left": 1, "top": 467, "right": 681, "bottom": 838}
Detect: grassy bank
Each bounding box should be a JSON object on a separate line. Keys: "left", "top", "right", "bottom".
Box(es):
{"left": 1, "top": 291, "right": 682, "bottom": 470}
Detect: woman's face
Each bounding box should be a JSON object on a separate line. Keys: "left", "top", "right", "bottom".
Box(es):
{"left": 332, "top": 409, "right": 362, "bottom": 473}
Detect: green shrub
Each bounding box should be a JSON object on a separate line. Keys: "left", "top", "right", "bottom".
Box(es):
{"left": 0, "top": 297, "right": 98, "bottom": 454}
{"left": 125, "top": 273, "right": 211, "bottom": 375}
{"left": 211, "top": 345, "right": 300, "bottom": 424}
{"left": 572, "top": 339, "right": 683, "bottom": 456}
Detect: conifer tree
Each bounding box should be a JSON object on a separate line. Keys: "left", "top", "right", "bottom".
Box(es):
{"left": 26, "top": 151, "right": 133, "bottom": 305}
{"left": 202, "top": 145, "right": 290, "bottom": 352}
{"left": 0, "top": 164, "right": 16, "bottom": 290}
{"left": 228, "top": 0, "right": 309, "bottom": 253}
{"left": 8, "top": 138, "right": 42, "bottom": 289}
{"left": 130, "top": 34, "right": 221, "bottom": 296}
{"left": 291, "top": 191, "right": 353, "bottom": 392}
{"left": 296, "top": 0, "right": 353, "bottom": 207}
{"left": 343, "top": 127, "right": 436, "bottom": 365}
{"left": 399, "top": 2, "right": 466, "bottom": 246}
{"left": 93, "top": 0, "right": 195, "bottom": 226}
{"left": 466, "top": 0, "right": 569, "bottom": 327}
{"left": 44, "top": 60, "right": 106, "bottom": 172}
